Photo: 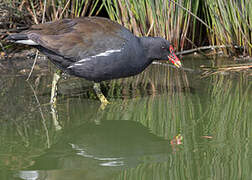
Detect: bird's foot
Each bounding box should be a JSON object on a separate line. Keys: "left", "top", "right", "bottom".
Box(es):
{"left": 99, "top": 98, "right": 109, "bottom": 110}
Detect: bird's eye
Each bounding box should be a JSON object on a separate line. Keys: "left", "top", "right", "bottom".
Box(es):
{"left": 162, "top": 46, "right": 166, "bottom": 50}
{"left": 169, "top": 46, "right": 174, "bottom": 53}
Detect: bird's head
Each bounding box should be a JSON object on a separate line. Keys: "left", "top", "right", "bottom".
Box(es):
{"left": 141, "top": 37, "right": 182, "bottom": 68}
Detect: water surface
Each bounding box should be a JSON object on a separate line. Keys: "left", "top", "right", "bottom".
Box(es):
{"left": 0, "top": 57, "right": 251, "bottom": 180}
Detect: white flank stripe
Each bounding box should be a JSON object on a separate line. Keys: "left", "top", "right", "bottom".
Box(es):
{"left": 16, "top": 40, "right": 38, "bottom": 45}
{"left": 94, "top": 49, "right": 121, "bottom": 57}
{"left": 77, "top": 58, "right": 91, "bottom": 63}
{"left": 68, "top": 49, "right": 121, "bottom": 69}
{"left": 73, "top": 63, "right": 86, "bottom": 66}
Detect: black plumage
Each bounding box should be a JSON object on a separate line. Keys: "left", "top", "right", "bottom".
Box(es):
{"left": 7, "top": 16, "right": 181, "bottom": 104}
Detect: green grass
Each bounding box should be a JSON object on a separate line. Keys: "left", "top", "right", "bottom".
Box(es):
{"left": 204, "top": 0, "right": 252, "bottom": 56}
{"left": 102, "top": 0, "right": 201, "bottom": 51}
{"left": 2, "top": 0, "right": 252, "bottom": 56}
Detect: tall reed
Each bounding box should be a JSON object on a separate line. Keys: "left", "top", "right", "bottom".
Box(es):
{"left": 5, "top": 0, "right": 101, "bottom": 23}
{"left": 204, "top": 0, "right": 252, "bottom": 56}
{"left": 4, "top": 0, "right": 252, "bottom": 57}
{"left": 103, "top": 0, "right": 201, "bottom": 51}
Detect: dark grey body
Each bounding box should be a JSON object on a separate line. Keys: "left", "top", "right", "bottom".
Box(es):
{"left": 64, "top": 30, "right": 150, "bottom": 82}
{"left": 7, "top": 17, "right": 174, "bottom": 82}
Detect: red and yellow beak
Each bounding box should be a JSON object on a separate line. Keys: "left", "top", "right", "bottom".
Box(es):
{"left": 168, "top": 46, "right": 182, "bottom": 68}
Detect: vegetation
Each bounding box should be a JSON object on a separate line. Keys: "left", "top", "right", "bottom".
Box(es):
{"left": 1, "top": 0, "right": 251, "bottom": 57}
{"left": 0, "top": 1, "right": 250, "bottom": 178}
{"left": 204, "top": 0, "right": 252, "bottom": 56}
{"left": 103, "top": 0, "right": 201, "bottom": 52}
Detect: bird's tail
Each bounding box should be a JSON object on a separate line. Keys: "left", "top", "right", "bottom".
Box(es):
{"left": 5, "top": 34, "right": 38, "bottom": 45}
{"left": 5, "top": 34, "right": 29, "bottom": 42}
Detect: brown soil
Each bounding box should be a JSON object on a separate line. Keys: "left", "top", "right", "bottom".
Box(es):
{"left": 0, "top": 48, "right": 50, "bottom": 76}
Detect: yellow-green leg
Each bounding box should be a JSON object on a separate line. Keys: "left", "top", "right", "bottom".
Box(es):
{"left": 50, "top": 70, "right": 61, "bottom": 106}
{"left": 50, "top": 70, "right": 62, "bottom": 130}
{"left": 93, "top": 83, "right": 109, "bottom": 109}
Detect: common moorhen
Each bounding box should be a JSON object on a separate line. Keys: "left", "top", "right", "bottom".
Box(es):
{"left": 7, "top": 16, "right": 182, "bottom": 106}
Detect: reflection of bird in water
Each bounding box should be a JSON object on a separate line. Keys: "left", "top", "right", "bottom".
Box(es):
{"left": 29, "top": 120, "right": 172, "bottom": 171}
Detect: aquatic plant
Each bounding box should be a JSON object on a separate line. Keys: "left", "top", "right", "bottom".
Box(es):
{"left": 204, "top": 0, "right": 252, "bottom": 56}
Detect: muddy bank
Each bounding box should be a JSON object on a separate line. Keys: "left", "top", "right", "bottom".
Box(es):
{"left": 0, "top": 48, "right": 50, "bottom": 76}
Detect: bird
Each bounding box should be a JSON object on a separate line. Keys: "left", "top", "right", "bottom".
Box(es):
{"left": 6, "top": 16, "right": 182, "bottom": 107}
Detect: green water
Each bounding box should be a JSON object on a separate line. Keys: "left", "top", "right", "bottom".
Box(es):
{"left": 0, "top": 57, "right": 251, "bottom": 180}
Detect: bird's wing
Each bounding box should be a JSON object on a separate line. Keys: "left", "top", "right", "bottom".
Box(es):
{"left": 26, "top": 17, "right": 128, "bottom": 61}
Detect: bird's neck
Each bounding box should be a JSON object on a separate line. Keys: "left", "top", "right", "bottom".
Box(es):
{"left": 139, "top": 37, "right": 159, "bottom": 60}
